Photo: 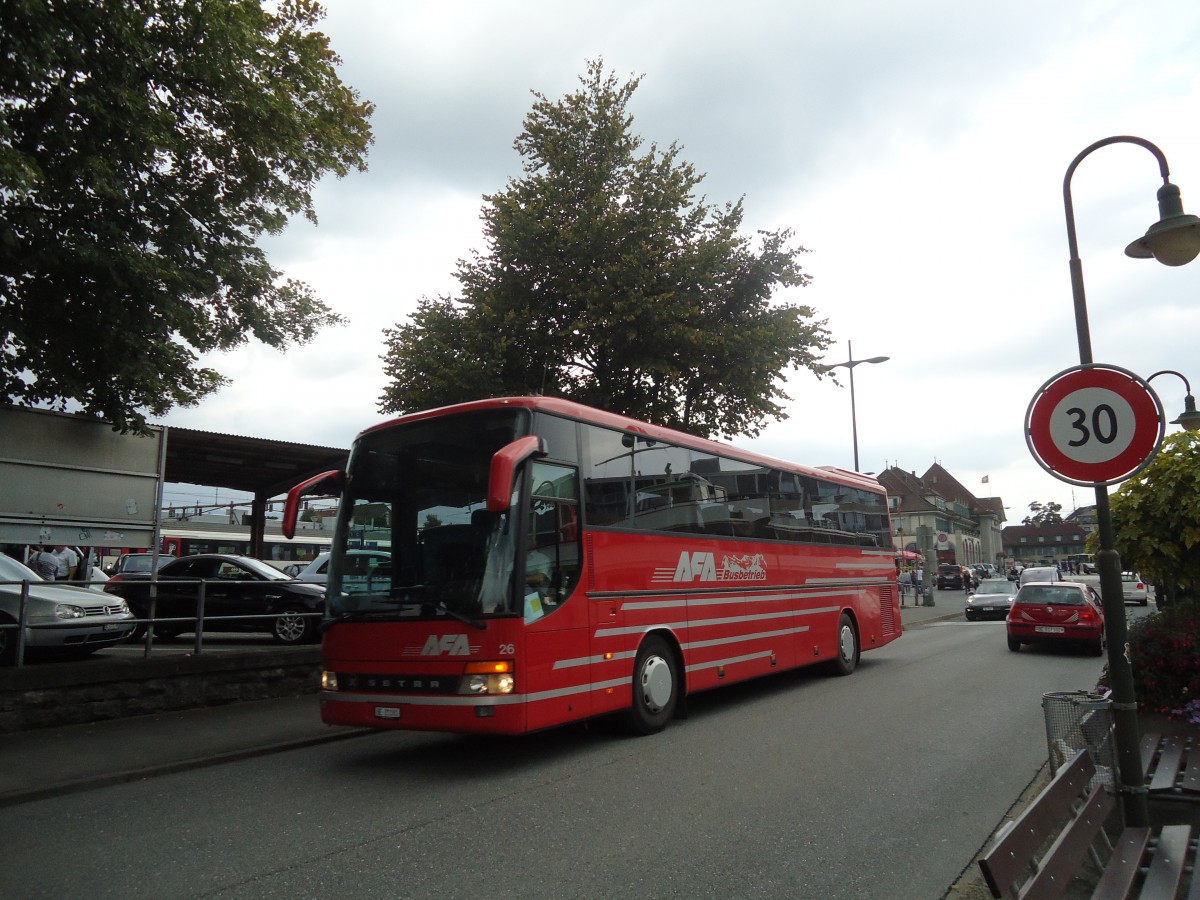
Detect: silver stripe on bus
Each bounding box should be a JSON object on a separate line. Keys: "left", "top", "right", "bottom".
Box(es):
{"left": 683, "top": 625, "right": 808, "bottom": 650}
{"left": 594, "top": 605, "right": 839, "bottom": 639}
{"left": 685, "top": 649, "right": 775, "bottom": 673}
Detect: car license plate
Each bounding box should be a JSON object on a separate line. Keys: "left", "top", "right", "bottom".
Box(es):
{"left": 1035, "top": 625, "right": 1065, "bottom": 634}
{"left": 102, "top": 623, "right": 121, "bottom": 631}
{"left": 375, "top": 706, "right": 401, "bottom": 720}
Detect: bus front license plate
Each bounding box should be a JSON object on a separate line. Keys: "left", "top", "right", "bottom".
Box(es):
{"left": 1035, "top": 626, "right": 1064, "bottom": 634}
{"left": 375, "top": 706, "right": 401, "bottom": 720}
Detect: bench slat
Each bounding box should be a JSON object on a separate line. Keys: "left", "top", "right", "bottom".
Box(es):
{"left": 1136, "top": 824, "right": 1190, "bottom": 898}
{"left": 1149, "top": 736, "right": 1186, "bottom": 792}
{"left": 1020, "top": 785, "right": 1114, "bottom": 900}
{"left": 1088, "top": 827, "right": 1150, "bottom": 900}
{"left": 1182, "top": 737, "right": 1199, "bottom": 794}
{"left": 1140, "top": 732, "right": 1160, "bottom": 775}
{"left": 980, "top": 753, "right": 1098, "bottom": 898}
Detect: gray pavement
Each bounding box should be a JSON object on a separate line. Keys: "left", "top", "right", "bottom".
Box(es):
{"left": 0, "top": 593, "right": 963, "bottom": 808}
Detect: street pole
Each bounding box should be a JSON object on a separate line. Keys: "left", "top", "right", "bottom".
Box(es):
{"left": 824, "top": 341, "right": 889, "bottom": 473}
{"left": 1062, "top": 135, "right": 1200, "bottom": 827}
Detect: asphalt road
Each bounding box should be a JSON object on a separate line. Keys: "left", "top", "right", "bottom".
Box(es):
{"left": 0, "top": 607, "right": 1120, "bottom": 900}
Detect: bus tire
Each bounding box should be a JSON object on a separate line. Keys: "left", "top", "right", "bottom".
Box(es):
{"left": 628, "top": 635, "right": 679, "bottom": 735}
{"left": 830, "top": 613, "right": 859, "bottom": 676}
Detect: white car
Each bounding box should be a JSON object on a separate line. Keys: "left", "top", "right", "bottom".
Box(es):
{"left": 1121, "top": 572, "right": 1150, "bottom": 606}
{"left": 0, "top": 552, "right": 135, "bottom": 665}
{"left": 292, "top": 550, "right": 392, "bottom": 594}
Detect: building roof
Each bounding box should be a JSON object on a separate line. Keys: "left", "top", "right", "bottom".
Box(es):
{"left": 161, "top": 427, "right": 348, "bottom": 500}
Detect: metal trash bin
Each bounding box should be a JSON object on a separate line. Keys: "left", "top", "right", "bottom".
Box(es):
{"left": 1042, "top": 690, "right": 1116, "bottom": 791}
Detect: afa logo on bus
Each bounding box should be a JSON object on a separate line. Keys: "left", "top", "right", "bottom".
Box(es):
{"left": 655, "top": 551, "right": 768, "bottom": 583}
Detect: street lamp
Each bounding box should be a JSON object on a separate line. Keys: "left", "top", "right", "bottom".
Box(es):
{"left": 1147, "top": 369, "right": 1200, "bottom": 431}
{"left": 823, "top": 340, "right": 889, "bottom": 471}
{"left": 1063, "top": 135, "right": 1200, "bottom": 827}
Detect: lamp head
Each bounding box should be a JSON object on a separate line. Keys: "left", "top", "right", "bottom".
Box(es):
{"left": 1124, "top": 182, "right": 1200, "bottom": 266}
{"left": 1170, "top": 393, "right": 1200, "bottom": 432}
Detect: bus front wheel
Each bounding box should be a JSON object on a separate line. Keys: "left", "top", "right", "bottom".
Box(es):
{"left": 628, "top": 636, "right": 679, "bottom": 735}
{"left": 831, "top": 613, "right": 859, "bottom": 676}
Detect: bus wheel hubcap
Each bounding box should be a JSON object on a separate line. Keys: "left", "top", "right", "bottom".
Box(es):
{"left": 839, "top": 626, "right": 855, "bottom": 660}
{"left": 641, "top": 656, "right": 673, "bottom": 712}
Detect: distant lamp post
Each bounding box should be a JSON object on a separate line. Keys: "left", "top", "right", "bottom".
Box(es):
{"left": 823, "top": 340, "right": 889, "bottom": 471}
{"left": 1147, "top": 370, "right": 1200, "bottom": 431}
{"left": 1063, "top": 136, "right": 1200, "bottom": 828}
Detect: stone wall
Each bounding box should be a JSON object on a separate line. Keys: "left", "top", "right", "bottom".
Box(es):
{"left": 0, "top": 647, "right": 321, "bottom": 733}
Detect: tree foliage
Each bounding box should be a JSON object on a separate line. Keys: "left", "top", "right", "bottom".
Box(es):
{"left": 1, "top": 0, "right": 374, "bottom": 431}
{"left": 1110, "top": 430, "right": 1200, "bottom": 598}
{"left": 379, "top": 59, "right": 829, "bottom": 439}
{"left": 1022, "top": 500, "right": 1064, "bottom": 526}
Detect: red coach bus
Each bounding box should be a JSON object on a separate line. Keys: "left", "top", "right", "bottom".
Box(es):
{"left": 283, "top": 397, "right": 901, "bottom": 736}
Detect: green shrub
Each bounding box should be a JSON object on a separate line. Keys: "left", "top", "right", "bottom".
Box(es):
{"left": 1119, "top": 600, "right": 1200, "bottom": 718}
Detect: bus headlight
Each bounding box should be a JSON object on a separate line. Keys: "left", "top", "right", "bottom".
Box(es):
{"left": 459, "top": 661, "right": 515, "bottom": 695}
{"left": 321, "top": 670, "right": 339, "bottom": 691}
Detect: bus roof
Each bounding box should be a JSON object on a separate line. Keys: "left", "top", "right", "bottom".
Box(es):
{"left": 360, "top": 396, "right": 886, "bottom": 495}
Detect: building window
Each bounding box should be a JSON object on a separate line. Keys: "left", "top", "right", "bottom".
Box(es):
{"left": 1055, "top": 535, "right": 1062, "bottom": 542}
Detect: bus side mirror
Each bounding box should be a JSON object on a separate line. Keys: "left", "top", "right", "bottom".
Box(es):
{"left": 487, "top": 436, "right": 546, "bottom": 512}
{"left": 283, "top": 469, "right": 344, "bottom": 539}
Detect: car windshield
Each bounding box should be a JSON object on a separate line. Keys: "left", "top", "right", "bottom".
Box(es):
{"left": 976, "top": 581, "right": 1016, "bottom": 595}
{"left": 1121, "top": 573, "right": 1139, "bottom": 583}
{"left": 0, "top": 553, "right": 41, "bottom": 583}
{"left": 1017, "top": 585, "right": 1085, "bottom": 606}
{"left": 328, "top": 408, "right": 526, "bottom": 619}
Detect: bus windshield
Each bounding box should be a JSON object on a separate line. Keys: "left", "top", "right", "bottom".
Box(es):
{"left": 328, "top": 408, "right": 528, "bottom": 621}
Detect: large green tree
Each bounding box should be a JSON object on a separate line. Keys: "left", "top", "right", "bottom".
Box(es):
{"left": 1110, "top": 430, "right": 1200, "bottom": 602}
{"left": 379, "top": 60, "right": 829, "bottom": 439}
{"left": 1, "top": 0, "right": 373, "bottom": 431}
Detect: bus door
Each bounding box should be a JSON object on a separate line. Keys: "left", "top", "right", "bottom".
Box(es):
{"left": 520, "top": 461, "right": 590, "bottom": 730}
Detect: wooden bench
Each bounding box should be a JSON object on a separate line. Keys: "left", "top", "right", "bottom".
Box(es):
{"left": 978, "top": 750, "right": 1199, "bottom": 899}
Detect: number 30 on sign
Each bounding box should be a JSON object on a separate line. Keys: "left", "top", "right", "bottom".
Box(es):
{"left": 1025, "top": 364, "right": 1165, "bottom": 487}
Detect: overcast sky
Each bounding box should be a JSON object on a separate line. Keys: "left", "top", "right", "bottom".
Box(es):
{"left": 160, "top": 0, "right": 1200, "bottom": 522}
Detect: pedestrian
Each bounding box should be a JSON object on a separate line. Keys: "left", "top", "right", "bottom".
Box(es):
{"left": 52, "top": 544, "right": 80, "bottom": 580}
{"left": 899, "top": 569, "right": 910, "bottom": 604}
{"left": 26, "top": 545, "right": 60, "bottom": 580}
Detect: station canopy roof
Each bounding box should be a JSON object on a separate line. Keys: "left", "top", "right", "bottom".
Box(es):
{"left": 162, "top": 426, "right": 349, "bottom": 500}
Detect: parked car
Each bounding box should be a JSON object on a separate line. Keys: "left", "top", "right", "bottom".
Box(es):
{"left": 1006, "top": 581, "right": 1105, "bottom": 656}
{"left": 0, "top": 552, "right": 135, "bottom": 665}
{"left": 1121, "top": 572, "right": 1150, "bottom": 606}
{"left": 964, "top": 578, "right": 1018, "bottom": 621}
{"left": 104, "top": 552, "right": 174, "bottom": 577}
{"left": 103, "top": 553, "right": 325, "bottom": 644}
{"left": 290, "top": 550, "right": 392, "bottom": 593}
{"left": 936, "top": 564, "right": 963, "bottom": 590}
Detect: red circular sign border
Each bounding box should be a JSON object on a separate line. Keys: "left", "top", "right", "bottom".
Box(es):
{"left": 1026, "top": 364, "right": 1164, "bottom": 485}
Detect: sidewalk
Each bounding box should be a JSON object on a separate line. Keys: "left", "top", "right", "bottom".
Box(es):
{"left": 0, "top": 694, "right": 370, "bottom": 807}
{"left": 1, "top": 594, "right": 963, "bottom": 808}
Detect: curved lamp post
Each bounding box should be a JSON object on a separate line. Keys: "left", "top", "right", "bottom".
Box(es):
{"left": 1147, "top": 369, "right": 1200, "bottom": 431}
{"left": 823, "top": 340, "right": 889, "bottom": 472}
{"left": 1064, "top": 136, "right": 1200, "bottom": 827}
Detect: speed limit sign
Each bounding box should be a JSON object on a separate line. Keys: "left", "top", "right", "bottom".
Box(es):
{"left": 1026, "top": 364, "right": 1164, "bottom": 486}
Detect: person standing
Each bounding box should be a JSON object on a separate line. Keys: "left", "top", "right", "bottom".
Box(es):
{"left": 26, "top": 546, "right": 60, "bottom": 580}
{"left": 52, "top": 545, "right": 80, "bottom": 580}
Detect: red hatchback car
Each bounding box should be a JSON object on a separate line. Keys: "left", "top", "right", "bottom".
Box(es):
{"left": 1006, "top": 581, "right": 1106, "bottom": 656}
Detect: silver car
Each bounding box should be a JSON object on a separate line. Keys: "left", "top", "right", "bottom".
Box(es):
{"left": 0, "top": 553, "right": 135, "bottom": 665}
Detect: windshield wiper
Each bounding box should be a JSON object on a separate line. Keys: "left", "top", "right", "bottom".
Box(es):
{"left": 428, "top": 600, "right": 486, "bottom": 630}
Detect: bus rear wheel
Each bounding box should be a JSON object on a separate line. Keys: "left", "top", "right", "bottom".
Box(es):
{"left": 628, "top": 636, "right": 678, "bottom": 735}
{"left": 830, "top": 613, "right": 859, "bottom": 676}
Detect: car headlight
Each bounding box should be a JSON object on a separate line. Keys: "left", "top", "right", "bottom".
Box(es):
{"left": 54, "top": 604, "right": 87, "bottom": 619}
